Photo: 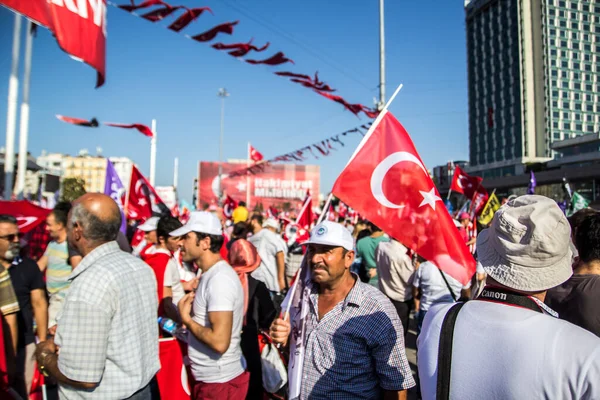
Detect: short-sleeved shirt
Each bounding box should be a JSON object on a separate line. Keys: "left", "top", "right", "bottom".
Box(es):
{"left": 545, "top": 274, "right": 600, "bottom": 337}
{"left": 356, "top": 235, "right": 390, "bottom": 287}
{"left": 301, "top": 276, "right": 415, "bottom": 398}
{"left": 43, "top": 241, "right": 71, "bottom": 297}
{"left": 418, "top": 300, "right": 600, "bottom": 399}
{"left": 188, "top": 261, "right": 246, "bottom": 383}
{"left": 375, "top": 241, "right": 415, "bottom": 302}
{"left": 413, "top": 261, "right": 470, "bottom": 311}
{"left": 8, "top": 257, "right": 45, "bottom": 347}
{"left": 248, "top": 229, "right": 287, "bottom": 292}
{"left": 55, "top": 241, "right": 159, "bottom": 399}
{"left": 0, "top": 266, "right": 19, "bottom": 316}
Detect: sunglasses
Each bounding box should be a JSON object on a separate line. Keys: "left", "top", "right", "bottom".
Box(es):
{"left": 0, "top": 233, "right": 23, "bottom": 242}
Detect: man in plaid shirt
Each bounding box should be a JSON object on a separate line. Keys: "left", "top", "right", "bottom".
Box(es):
{"left": 270, "top": 221, "right": 415, "bottom": 399}
{"left": 34, "top": 194, "right": 159, "bottom": 399}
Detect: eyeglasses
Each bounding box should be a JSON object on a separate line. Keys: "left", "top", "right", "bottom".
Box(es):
{"left": 0, "top": 233, "right": 23, "bottom": 242}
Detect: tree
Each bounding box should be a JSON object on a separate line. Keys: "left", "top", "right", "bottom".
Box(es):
{"left": 61, "top": 178, "right": 86, "bottom": 203}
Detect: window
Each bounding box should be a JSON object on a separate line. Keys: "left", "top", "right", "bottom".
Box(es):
{"left": 576, "top": 123, "right": 583, "bottom": 130}
{"left": 553, "top": 121, "right": 559, "bottom": 128}
{"left": 553, "top": 89, "right": 559, "bottom": 96}
{"left": 574, "top": 93, "right": 580, "bottom": 100}
{"left": 587, "top": 105, "right": 593, "bottom": 111}
{"left": 563, "top": 122, "right": 571, "bottom": 129}
{"left": 573, "top": 72, "right": 580, "bottom": 80}
{"left": 575, "top": 113, "right": 581, "bottom": 121}
{"left": 560, "top": 20, "right": 567, "bottom": 27}
{"left": 585, "top": 54, "right": 591, "bottom": 61}
{"left": 562, "top": 60, "right": 569, "bottom": 68}
{"left": 553, "top": 111, "right": 560, "bottom": 118}
{"left": 562, "top": 111, "right": 569, "bottom": 118}
{"left": 552, "top": 70, "right": 558, "bottom": 77}
{"left": 561, "top": 70, "right": 568, "bottom": 78}
{"left": 574, "top": 82, "right": 581, "bottom": 90}
{"left": 563, "top": 101, "right": 570, "bottom": 108}
{"left": 562, "top": 81, "right": 569, "bottom": 88}
{"left": 587, "top": 84, "right": 593, "bottom": 91}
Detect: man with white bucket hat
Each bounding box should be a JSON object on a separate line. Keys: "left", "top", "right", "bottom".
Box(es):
{"left": 417, "top": 195, "right": 600, "bottom": 399}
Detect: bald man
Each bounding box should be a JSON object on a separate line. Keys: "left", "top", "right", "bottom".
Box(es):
{"left": 35, "top": 194, "right": 160, "bottom": 399}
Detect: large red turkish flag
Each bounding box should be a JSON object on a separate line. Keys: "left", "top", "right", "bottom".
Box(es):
{"left": 332, "top": 112, "right": 476, "bottom": 285}
{"left": 1, "top": 0, "right": 106, "bottom": 87}
{"left": 450, "top": 165, "right": 483, "bottom": 200}
{"left": 295, "top": 190, "right": 313, "bottom": 230}
{"left": 127, "top": 166, "right": 171, "bottom": 220}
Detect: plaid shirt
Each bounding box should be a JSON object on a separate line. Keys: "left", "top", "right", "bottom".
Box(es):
{"left": 55, "top": 242, "right": 159, "bottom": 399}
{"left": 300, "top": 276, "right": 415, "bottom": 399}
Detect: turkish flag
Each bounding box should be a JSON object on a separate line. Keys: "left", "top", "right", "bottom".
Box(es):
{"left": 295, "top": 191, "right": 313, "bottom": 230}
{"left": 450, "top": 165, "right": 483, "bottom": 199}
{"left": 223, "top": 195, "right": 237, "bottom": 219}
{"left": 249, "top": 144, "right": 264, "bottom": 162}
{"left": 0, "top": 0, "right": 106, "bottom": 87}
{"left": 332, "top": 112, "right": 475, "bottom": 285}
{"left": 127, "top": 166, "right": 171, "bottom": 220}
{"left": 0, "top": 200, "right": 50, "bottom": 233}
{"left": 157, "top": 338, "right": 191, "bottom": 400}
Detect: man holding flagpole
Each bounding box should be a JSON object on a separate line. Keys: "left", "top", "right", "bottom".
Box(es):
{"left": 270, "top": 221, "right": 415, "bottom": 399}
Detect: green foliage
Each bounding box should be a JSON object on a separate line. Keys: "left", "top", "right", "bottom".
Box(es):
{"left": 61, "top": 178, "right": 86, "bottom": 203}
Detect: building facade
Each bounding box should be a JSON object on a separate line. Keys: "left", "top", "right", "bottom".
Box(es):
{"left": 465, "top": 0, "right": 600, "bottom": 178}
{"left": 36, "top": 151, "right": 135, "bottom": 195}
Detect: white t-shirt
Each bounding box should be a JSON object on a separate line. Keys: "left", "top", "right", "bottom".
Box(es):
{"left": 164, "top": 258, "right": 185, "bottom": 306}
{"left": 417, "top": 301, "right": 600, "bottom": 400}
{"left": 248, "top": 229, "right": 287, "bottom": 292}
{"left": 413, "top": 261, "right": 469, "bottom": 311}
{"left": 188, "top": 261, "right": 246, "bottom": 383}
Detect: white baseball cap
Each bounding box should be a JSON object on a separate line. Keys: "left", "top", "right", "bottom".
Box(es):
{"left": 305, "top": 221, "right": 354, "bottom": 251}
{"left": 263, "top": 218, "right": 279, "bottom": 231}
{"left": 169, "top": 211, "right": 222, "bottom": 237}
{"left": 138, "top": 216, "right": 159, "bottom": 232}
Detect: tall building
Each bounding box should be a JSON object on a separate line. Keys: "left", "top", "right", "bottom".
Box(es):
{"left": 465, "top": 0, "right": 600, "bottom": 178}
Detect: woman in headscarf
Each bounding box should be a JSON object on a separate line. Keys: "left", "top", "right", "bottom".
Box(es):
{"left": 228, "top": 239, "right": 277, "bottom": 398}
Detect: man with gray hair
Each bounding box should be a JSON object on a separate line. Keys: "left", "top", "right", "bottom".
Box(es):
{"left": 417, "top": 195, "right": 600, "bottom": 399}
{"left": 34, "top": 193, "right": 160, "bottom": 399}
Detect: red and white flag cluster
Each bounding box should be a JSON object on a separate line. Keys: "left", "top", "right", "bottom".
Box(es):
{"left": 115, "top": 0, "right": 378, "bottom": 118}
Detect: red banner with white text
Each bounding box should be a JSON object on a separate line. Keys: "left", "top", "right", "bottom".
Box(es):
{"left": 198, "top": 162, "right": 320, "bottom": 210}
{"left": 1, "top": 0, "right": 106, "bottom": 87}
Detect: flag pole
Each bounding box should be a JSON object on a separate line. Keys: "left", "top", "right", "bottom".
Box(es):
{"left": 344, "top": 84, "right": 402, "bottom": 167}
{"left": 317, "top": 193, "right": 333, "bottom": 225}
{"left": 16, "top": 20, "right": 34, "bottom": 199}
{"left": 446, "top": 189, "right": 452, "bottom": 200}
{"left": 246, "top": 142, "right": 250, "bottom": 207}
{"left": 150, "top": 119, "right": 157, "bottom": 186}
{"left": 3, "top": 15, "right": 22, "bottom": 200}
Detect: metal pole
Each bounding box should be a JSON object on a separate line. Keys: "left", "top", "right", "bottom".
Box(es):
{"left": 378, "top": 0, "right": 386, "bottom": 110}
{"left": 173, "top": 157, "right": 179, "bottom": 189}
{"left": 3, "top": 15, "right": 22, "bottom": 199}
{"left": 217, "top": 88, "right": 229, "bottom": 203}
{"left": 246, "top": 142, "right": 250, "bottom": 207}
{"left": 16, "top": 20, "right": 34, "bottom": 199}
{"left": 150, "top": 119, "right": 157, "bottom": 186}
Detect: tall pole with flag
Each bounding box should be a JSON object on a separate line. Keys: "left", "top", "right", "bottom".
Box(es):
{"left": 150, "top": 119, "right": 157, "bottom": 186}
{"left": 3, "top": 14, "right": 22, "bottom": 200}
{"left": 16, "top": 20, "right": 34, "bottom": 199}
{"left": 378, "top": 0, "right": 385, "bottom": 110}
{"left": 173, "top": 157, "right": 179, "bottom": 189}
{"left": 217, "top": 88, "right": 229, "bottom": 203}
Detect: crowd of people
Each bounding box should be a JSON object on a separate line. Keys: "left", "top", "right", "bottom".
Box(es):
{"left": 0, "top": 192, "right": 599, "bottom": 399}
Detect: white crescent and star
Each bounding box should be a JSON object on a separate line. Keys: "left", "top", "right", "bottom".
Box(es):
{"left": 370, "top": 151, "right": 441, "bottom": 210}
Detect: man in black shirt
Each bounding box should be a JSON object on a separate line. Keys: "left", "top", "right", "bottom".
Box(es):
{"left": 0, "top": 215, "right": 48, "bottom": 398}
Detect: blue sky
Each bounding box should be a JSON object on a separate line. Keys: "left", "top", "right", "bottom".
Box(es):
{"left": 0, "top": 0, "right": 469, "bottom": 204}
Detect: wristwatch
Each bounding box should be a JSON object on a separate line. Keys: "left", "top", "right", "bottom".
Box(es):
{"left": 38, "top": 351, "right": 53, "bottom": 377}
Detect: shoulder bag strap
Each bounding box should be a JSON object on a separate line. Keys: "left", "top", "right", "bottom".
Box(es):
{"left": 437, "top": 267, "right": 458, "bottom": 301}
{"left": 436, "top": 302, "right": 465, "bottom": 400}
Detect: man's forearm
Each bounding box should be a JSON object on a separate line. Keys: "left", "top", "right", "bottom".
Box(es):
{"left": 383, "top": 389, "right": 407, "bottom": 400}
{"left": 33, "top": 303, "right": 49, "bottom": 342}
{"left": 183, "top": 318, "right": 228, "bottom": 354}
{"left": 276, "top": 253, "right": 286, "bottom": 291}
{"left": 6, "top": 313, "right": 18, "bottom": 355}
{"left": 41, "top": 353, "right": 97, "bottom": 390}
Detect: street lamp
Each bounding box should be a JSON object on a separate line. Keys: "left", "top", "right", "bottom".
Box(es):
{"left": 217, "top": 88, "right": 229, "bottom": 202}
